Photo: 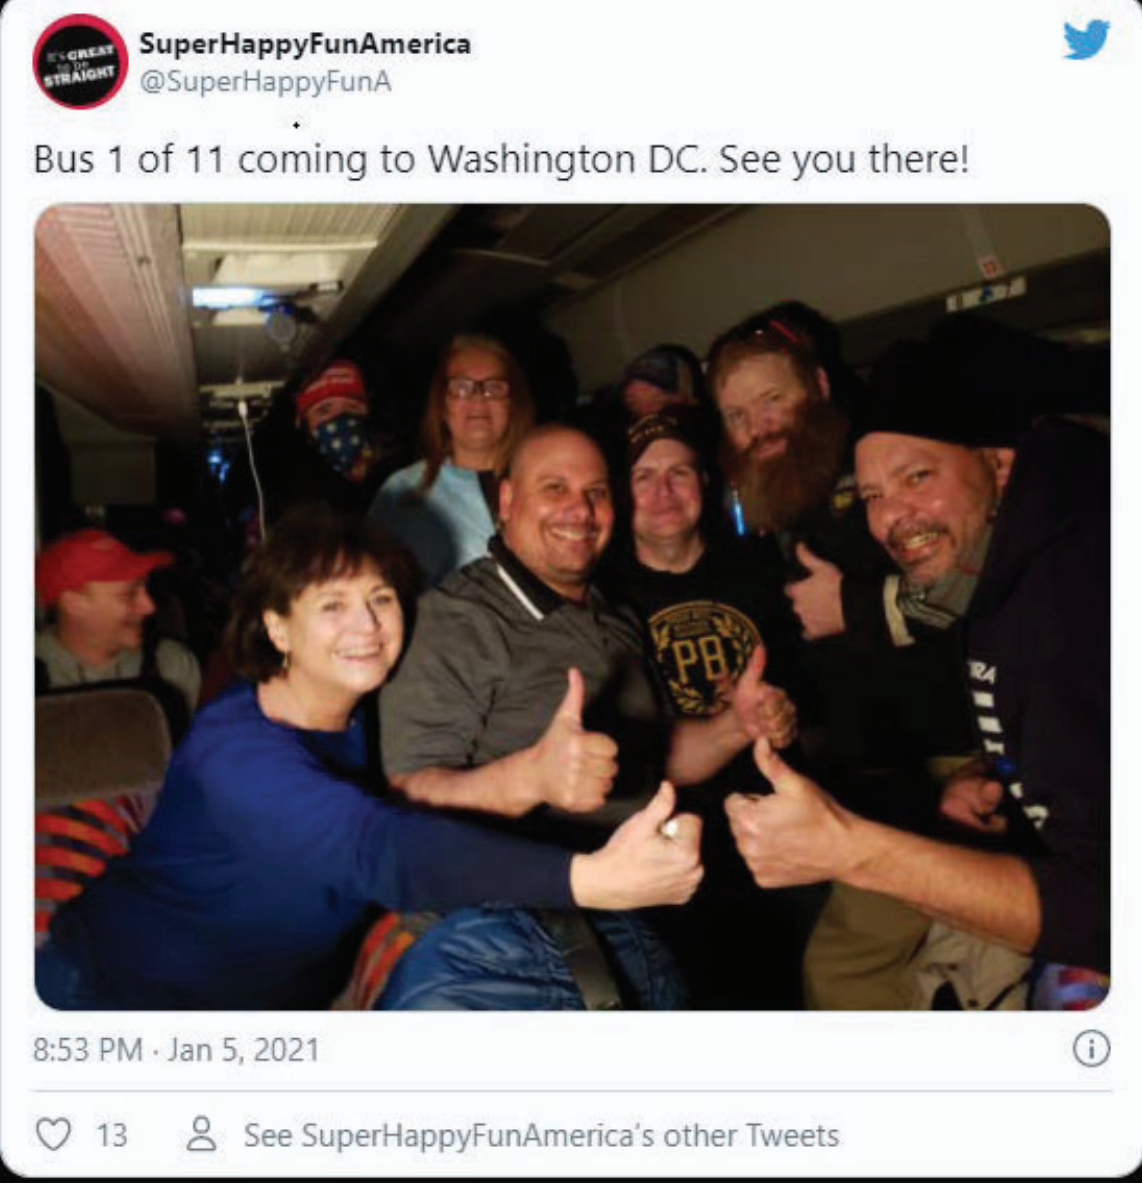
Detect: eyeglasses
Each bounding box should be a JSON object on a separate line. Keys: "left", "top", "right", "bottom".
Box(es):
{"left": 445, "top": 376, "right": 510, "bottom": 402}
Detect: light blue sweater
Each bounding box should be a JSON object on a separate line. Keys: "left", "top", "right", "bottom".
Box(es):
{"left": 369, "top": 460, "right": 495, "bottom": 587}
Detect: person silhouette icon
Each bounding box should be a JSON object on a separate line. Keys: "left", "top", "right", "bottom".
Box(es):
{"left": 186, "top": 1115, "right": 217, "bottom": 1152}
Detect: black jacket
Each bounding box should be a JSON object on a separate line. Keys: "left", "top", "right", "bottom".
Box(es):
{"left": 965, "top": 418, "right": 1110, "bottom": 972}
{"left": 780, "top": 466, "right": 977, "bottom": 830}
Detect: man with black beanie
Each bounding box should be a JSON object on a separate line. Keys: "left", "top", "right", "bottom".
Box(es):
{"left": 726, "top": 316, "right": 1109, "bottom": 1003}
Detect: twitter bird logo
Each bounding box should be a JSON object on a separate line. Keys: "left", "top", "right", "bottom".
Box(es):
{"left": 1065, "top": 19, "right": 1110, "bottom": 59}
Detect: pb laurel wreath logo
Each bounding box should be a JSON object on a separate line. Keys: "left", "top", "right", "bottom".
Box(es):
{"left": 34, "top": 14, "right": 128, "bottom": 109}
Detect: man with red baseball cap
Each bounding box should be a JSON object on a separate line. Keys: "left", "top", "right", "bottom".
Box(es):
{"left": 35, "top": 529, "right": 201, "bottom": 715}
{"left": 233, "top": 359, "right": 401, "bottom": 532}
{"left": 294, "top": 360, "right": 377, "bottom": 482}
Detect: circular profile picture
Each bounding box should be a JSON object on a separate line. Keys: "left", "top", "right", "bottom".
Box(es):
{"left": 34, "top": 15, "right": 128, "bottom": 109}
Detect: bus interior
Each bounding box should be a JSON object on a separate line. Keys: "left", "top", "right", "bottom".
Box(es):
{"left": 31, "top": 201, "right": 1111, "bottom": 1010}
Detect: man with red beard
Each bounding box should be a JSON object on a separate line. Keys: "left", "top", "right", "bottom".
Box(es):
{"left": 713, "top": 323, "right": 849, "bottom": 548}
{"left": 707, "top": 305, "right": 979, "bottom": 1008}
{"left": 706, "top": 305, "right": 975, "bottom": 797}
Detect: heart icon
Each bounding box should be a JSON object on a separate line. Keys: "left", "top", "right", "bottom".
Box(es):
{"left": 36, "top": 1117, "right": 71, "bottom": 1151}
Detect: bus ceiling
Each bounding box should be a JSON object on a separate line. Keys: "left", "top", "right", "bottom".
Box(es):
{"left": 34, "top": 203, "right": 1109, "bottom": 445}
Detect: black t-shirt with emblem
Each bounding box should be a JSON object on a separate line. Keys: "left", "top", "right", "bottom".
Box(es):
{"left": 600, "top": 532, "right": 805, "bottom": 799}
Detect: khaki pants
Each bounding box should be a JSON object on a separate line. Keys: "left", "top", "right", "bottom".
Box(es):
{"left": 804, "top": 754, "right": 1031, "bottom": 1010}
{"left": 804, "top": 883, "right": 1030, "bottom": 1010}
{"left": 804, "top": 883, "right": 929, "bottom": 1010}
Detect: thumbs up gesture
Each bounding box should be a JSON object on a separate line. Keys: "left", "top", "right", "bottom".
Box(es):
{"left": 529, "top": 668, "right": 619, "bottom": 813}
{"left": 725, "top": 739, "right": 855, "bottom": 887}
{"left": 729, "top": 644, "right": 798, "bottom": 749}
{"left": 784, "top": 541, "right": 845, "bottom": 640}
{"left": 570, "top": 781, "right": 703, "bottom": 910}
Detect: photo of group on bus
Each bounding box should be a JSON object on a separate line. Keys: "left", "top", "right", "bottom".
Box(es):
{"left": 32, "top": 202, "right": 1109, "bottom": 1013}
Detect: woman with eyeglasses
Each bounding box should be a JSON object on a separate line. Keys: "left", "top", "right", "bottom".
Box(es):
{"left": 370, "top": 334, "right": 534, "bottom": 586}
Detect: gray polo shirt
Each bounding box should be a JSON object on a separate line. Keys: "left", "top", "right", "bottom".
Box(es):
{"left": 381, "top": 541, "right": 668, "bottom": 849}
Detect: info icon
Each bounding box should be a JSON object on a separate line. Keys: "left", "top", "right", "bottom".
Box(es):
{"left": 33, "top": 14, "right": 128, "bottom": 109}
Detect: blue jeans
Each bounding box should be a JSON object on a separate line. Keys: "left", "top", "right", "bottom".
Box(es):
{"left": 377, "top": 907, "right": 685, "bottom": 1010}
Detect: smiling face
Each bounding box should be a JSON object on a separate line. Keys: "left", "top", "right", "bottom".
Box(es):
{"left": 630, "top": 437, "right": 704, "bottom": 551}
{"left": 442, "top": 345, "right": 513, "bottom": 468}
{"left": 855, "top": 432, "right": 1013, "bottom": 589}
{"left": 61, "top": 578, "right": 155, "bottom": 662}
{"left": 263, "top": 562, "right": 404, "bottom": 707}
{"left": 500, "top": 429, "right": 614, "bottom": 600}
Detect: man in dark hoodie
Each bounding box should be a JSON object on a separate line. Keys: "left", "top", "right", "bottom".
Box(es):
{"left": 727, "top": 318, "right": 1110, "bottom": 1002}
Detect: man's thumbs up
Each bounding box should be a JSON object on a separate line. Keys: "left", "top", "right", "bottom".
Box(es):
{"left": 554, "top": 666, "right": 585, "bottom": 728}
{"left": 785, "top": 541, "right": 845, "bottom": 640}
{"left": 795, "top": 541, "right": 828, "bottom": 573}
{"left": 531, "top": 669, "right": 619, "bottom": 813}
{"left": 728, "top": 646, "right": 798, "bottom": 749}
{"left": 716, "top": 642, "right": 767, "bottom": 710}
{"left": 751, "top": 736, "right": 802, "bottom": 794}
{"left": 725, "top": 739, "right": 856, "bottom": 888}
{"left": 742, "top": 642, "right": 767, "bottom": 683}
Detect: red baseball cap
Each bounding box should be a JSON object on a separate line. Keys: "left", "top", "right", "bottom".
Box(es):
{"left": 35, "top": 530, "right": 174, "bottom": 608}
{"left": 295, "top": 360, "right": 368, "bottom": 420}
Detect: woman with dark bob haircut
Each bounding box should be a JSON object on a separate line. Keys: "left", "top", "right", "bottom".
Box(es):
{"left": 37, "top": 508, "right": 701, "bottom": 1010}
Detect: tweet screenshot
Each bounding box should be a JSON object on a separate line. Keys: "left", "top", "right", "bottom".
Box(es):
{"left": 1, "top": 0, "right": 1135, "bottom": 1179}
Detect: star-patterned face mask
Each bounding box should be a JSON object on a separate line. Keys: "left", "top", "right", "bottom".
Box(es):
{"left": 311, "top": 412, "right": 368, "bottom": 475}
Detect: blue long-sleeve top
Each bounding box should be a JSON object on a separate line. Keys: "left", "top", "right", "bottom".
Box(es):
{"left": 55, "top": 682, "right": 572, "bottom": 1008}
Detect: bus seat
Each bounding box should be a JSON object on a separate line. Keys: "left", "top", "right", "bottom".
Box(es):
{"left": 36, "top": 687, "right": 171, "bottom": 809}
{"left": 35, "top": 688, "right": 172, "bottom": 943}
